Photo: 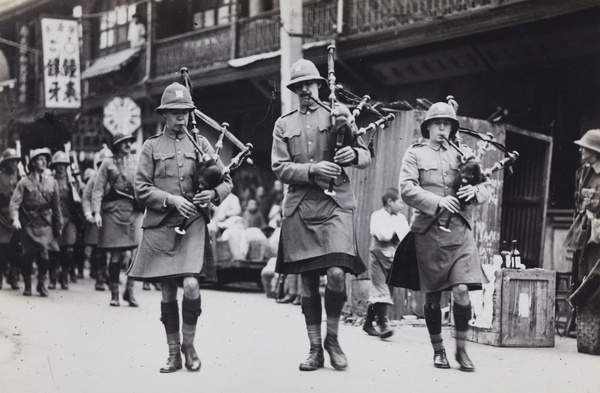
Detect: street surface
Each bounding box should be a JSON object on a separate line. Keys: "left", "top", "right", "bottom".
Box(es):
{"left": 0, "top": 276, "right": 599, "bottom": 393}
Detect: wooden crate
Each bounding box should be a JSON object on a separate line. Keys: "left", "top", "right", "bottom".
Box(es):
{"left": 459, "top": 268, "right": 556, "bottom": 347}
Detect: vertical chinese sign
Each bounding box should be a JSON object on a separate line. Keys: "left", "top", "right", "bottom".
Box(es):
{"left": 41, "top": 18, "right": 81, "bottom": 109}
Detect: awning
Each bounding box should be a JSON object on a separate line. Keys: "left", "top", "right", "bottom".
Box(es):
{"left": 81, "top": 47, "right": 141, "bottom": 79}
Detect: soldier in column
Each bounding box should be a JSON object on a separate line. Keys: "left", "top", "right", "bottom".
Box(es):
{"left": 271, "top": 59, "right": 371, "bottom": 371}
{"left": 92, "top": 132, "right": 143, "bottom": 307}
{"left": 127, "top": 82, "right": 232, "bottom": 373}
{"left": 9, "top": 148, "right": 63, "bottom": 296}
{"left": 82, "top": 145, "right": 112, "bottom": 291}
{"left": 399, "top": 102, "right": 491, "bottom": 371}
{"left": 0, "top": 148, "right": 23, "bottom": 290}
{"left": 49, "top": 150, "right": 83, "bottom": 290}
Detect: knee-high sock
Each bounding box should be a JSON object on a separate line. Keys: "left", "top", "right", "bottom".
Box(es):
{"left": 160, "top": 301, "right": 180, "bottom": 335}
{"left": 324, "top": 288, "right": 346, "bottom": 337}
{"left": 453, "top": 302, "right": 472, "bottom": 349}
{"left": 301, "top": 295, "right": 322, "bottom": 347}
{"left": 424, "top": 303, "right": 444, "bottom": 351}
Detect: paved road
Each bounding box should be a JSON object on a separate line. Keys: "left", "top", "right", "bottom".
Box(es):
{"left": 0, "top": 276, "right": 599, "bottom": 393}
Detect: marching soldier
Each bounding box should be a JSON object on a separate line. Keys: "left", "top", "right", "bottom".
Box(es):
{"left": 271, "top": 59, "right": 371, "bottom": 371}
{"left": 399, "top": 102, "right": 491, "bottom": 371}
{"left": 127, "top": 82, "right": 232, "bottom": 373}
{"left": 0, "top": 148, "right": 23, "bottom": 290}
{"left": 49, "top": 150, "right": 83, "bottom": 290}
{"left": 9, "top": 148, "right": 63, "bottom": 296}
{"left": 82, "top": 145, "right": 112, "bottom": 291}
{"left": 92, "top": 132, "right": 143, "bottom": 307}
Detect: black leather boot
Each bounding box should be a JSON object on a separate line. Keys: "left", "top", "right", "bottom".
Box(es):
{"left": 362, "top": 304, "right": 380, "bottom": 337}
{"left": 110, "top": 283, "right": 120, "bottom": 306}
{"left": 324, "top": 334, "right": 347, "bottom": 370}
{"left": 160, "top": 332, "right": 183, "bottom": 373}
{"left": 36, "top": 273, "right": 48, "bottom": 297}
{"left": 299, "top": 345, "right": 324, "bottom": 371}
{"left": 8, "top": 267, "right": 20, "bottom": 290}
{"left": 123, "top": 277, "right": 138, "bottom": 307}
{"left": 433, "top": 348, "right": 450, "bottom": 369}
{"left": 375, "top": 303, "right": 394, "bottom": 339}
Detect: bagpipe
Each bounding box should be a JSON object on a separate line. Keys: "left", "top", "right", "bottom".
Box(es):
{"left": 435, "top": 95, "right": 519, "bottom": 232}
{"left": 175, "top": 67, "right": 253, "bottom": 236}
{"left": 307, "top": 45, "right": 396, "bottom": 196}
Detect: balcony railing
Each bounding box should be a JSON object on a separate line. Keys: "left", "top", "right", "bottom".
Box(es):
{"left": 153, "top": 25, "right": 231, "bottom": 78}
{"left": 149, "top": 0, "right": 526, "bottom": 78}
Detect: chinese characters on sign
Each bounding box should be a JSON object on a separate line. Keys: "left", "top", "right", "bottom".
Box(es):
{"left": 41, "top": 18, "right": 81, "bottom": 109}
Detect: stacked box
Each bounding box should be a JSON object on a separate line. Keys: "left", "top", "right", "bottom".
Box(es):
{"left": 457, "top": 268, "right": 556, "bottom": 347}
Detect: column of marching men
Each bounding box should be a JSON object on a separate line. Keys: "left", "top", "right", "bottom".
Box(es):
{"left": 0, "top": 133, "right": 146, "bottom": 307}
{"left": 0, "top": 62, "right": 495, "bottom": 374}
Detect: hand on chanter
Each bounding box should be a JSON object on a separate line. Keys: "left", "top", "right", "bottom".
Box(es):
{"left": 457, "top": 184, "right": 478, "bottom": 202}
{"left": 170, "top": 195, "right": 196, "bottom": 219}
{"left": 309, "top": 161, "right": 341, "bottom": 180}
{"left": 439, "top": 195, "right": 461, "bottom": 214}
{"left": 333, "top": 146, "right": 357, "bottom": 165}
{"left": 193, "top": 190, "right": 216, "bottom": 207}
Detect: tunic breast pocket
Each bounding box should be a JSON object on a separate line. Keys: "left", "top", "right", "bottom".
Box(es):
{"left": 418, "top": 161, "right": 440, "bottom": 185}
{"left": 183, "top": 152, "right": 197, "bottom": 176}
{"left": 153, "top": 153, "right": 175, "bottom": 178}
{"left": 284, "top": 129, "right": 303, "bottom": 158}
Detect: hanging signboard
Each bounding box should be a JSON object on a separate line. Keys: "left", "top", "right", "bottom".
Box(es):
{"left": 41, "top": 18, "right": 81, "bottom": 109}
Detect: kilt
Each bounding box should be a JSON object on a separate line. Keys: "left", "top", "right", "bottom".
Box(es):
{"left": 83, "top": 222, "right": 98, "bottom": 245}
{"left": 275, "top": 193, "right": 365, "bottom": 276}
{"left": 127, "top": 213, "right": 216, "bottom": 283}
{"left": 98, "top": 199, "right": 142, "bottom": 250}
{"left": 58, "top": 219, "right": 78, "bottom": 247}
{"left": 414, "top": 215, "right": 483, "bottom": 293}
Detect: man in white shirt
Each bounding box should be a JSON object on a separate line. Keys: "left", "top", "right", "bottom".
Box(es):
{"left": 363, "top": 188, "right": 409, "bottom": 339}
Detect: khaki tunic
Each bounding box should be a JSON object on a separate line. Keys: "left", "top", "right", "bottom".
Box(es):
{"left": 54, "top": 172, "right": 82, "bottom": 247}
{"left": 127, "top": 127, "right": 232, "bottom": 280}
{"left": 399, "top": 141, "right": 490, "bottom": 292}
{"left": 9, "top": 172, "right": 63, "bottom": 254}
{"left": 271, "top": 104, "right": 370, "bottom": 274}
{"left": 81, "top": 173, "right": 99, "bottom": 245}
{"left": 0, "top": 169, "right": 20, "bottom": 244}
{"left": 92, "top": 154, "right": 143, "bottom": 250}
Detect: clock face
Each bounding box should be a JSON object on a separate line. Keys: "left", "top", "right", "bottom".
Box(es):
{"left": 103, "top": 96, "right": 141, "bottom": 135}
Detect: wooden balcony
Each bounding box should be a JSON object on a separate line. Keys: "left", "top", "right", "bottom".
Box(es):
{"left": 147, "top": 0, "right": 592, "bottom": 83}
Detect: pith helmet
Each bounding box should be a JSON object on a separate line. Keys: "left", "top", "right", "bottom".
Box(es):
{"left": 574, "top": 129, "right": 600, "bottom": 154}
{"left": 286, "top": 59, "right": 326, "bottom": 91}
{"left": 0, "top": 148, "right": 20, "bottom": 166}
{"left": 420, "top": 102, "right": 460, "bottom": 139}
{"left": 28, "top": 147, "right": 52, "bottom": 170}
{"left": 112, "top": 131, "right": 136, "bottom": 148}
{"left": 93, "top": 144, "right": 113, "bottom": 168}
{"left": 50, "top": 151, "right": 70, "bottom": 167}
{"left": 155, "top": 82, "right": 196, "bottom": 114}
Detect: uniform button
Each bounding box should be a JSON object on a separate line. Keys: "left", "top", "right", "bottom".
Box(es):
{"left": 307, "top": 125, "right": 311, "bottom": 128}
{"left": 309, "top": 159, "right": 314, "bottom": 162}
{"left": 179, "top": 163, "right": 183, "bottom": 167}
{"left": 308, "top": 141, "right": 312, "bottom": 145}
{"left": 445, "top": 186, "right": 449, "bottom": 189}
{"left": 180, "top": 177, "right": 184, "bottom": 181}
{"left": 178, "top": 151, "right": 182, "bottom": 155}
{"left": 176, "top": 139, "right": 180, "bottom": 142}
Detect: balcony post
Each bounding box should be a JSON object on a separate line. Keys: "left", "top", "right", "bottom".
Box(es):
{"left": 280, "top": 0, "right": 303, "bottom": 114}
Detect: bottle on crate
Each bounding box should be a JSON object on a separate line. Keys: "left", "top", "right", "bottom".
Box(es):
{"left": 509, "top": 240, "right": 521, "bottom": 269}
{"left": 500, "top": 240, "right": 510, "bottom": 269}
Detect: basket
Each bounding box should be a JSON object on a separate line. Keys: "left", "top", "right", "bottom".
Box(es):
{"left": 576, "top": 305, "right": 600, "bottom": 355}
